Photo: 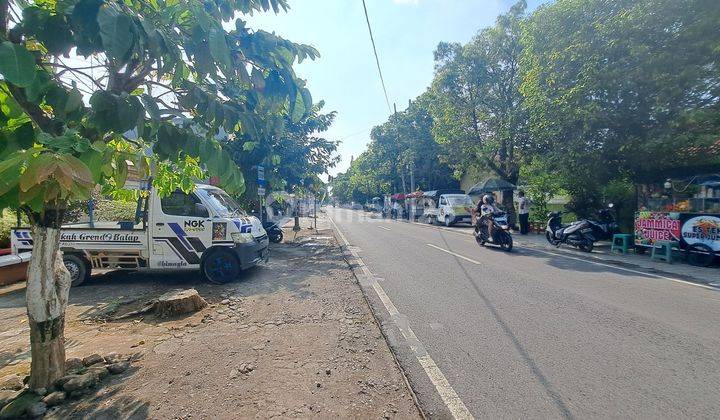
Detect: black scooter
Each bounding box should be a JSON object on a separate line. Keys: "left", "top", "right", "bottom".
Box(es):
{"left": 262, "top": 221, "right": 283, "bottom": 243}
{"left": 545, "top": 204, "right": 618, "bottom": 252}
{"left": 474, "top": 211, "right": 513, "bottom": 251}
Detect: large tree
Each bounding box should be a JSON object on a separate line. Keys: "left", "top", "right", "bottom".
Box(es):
{"left": 0, "top": 0, "right": 316, "bottom": 389}
{"left": 520, "top": 0, "right": 720, "bottom": 215}
{"left": 430, "top": 1, "right": 531, "bottom": 223}
{"left": 330, "top": 94, "right": 456, "bottom": 204}
{"left": 226, "top": 100, "right": 339, "bottom": 199}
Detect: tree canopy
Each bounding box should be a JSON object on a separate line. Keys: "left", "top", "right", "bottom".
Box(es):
{"left": 332, "top": 0, "right": 719, "bottom": 222}
{"left": 0, "top": 0, "right": 323, "bottom": 389}
{"left": 331, "top": 94, "right": 457, "bottom": 204}
{"left": 520, "top": 0, "right": 720, "bottom": 212}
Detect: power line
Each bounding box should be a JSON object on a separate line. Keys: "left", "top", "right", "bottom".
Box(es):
{"left": 361, "top": 0, "right": 392, "bottom": 113}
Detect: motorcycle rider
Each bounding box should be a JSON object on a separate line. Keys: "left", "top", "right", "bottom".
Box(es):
{"left": 476, "top": 193, "right": 501, "bottom": 240}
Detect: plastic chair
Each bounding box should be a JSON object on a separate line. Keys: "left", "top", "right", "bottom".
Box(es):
{"left": 650, "top": 240, "right": 679, "bottom": 264}
{"left": 611, "top": 234, "right": 633, "bottom": 254}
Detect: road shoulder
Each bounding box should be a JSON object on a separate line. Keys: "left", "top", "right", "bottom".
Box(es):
{"left": 1, "top": 217, "right": 419, "bottom": 419}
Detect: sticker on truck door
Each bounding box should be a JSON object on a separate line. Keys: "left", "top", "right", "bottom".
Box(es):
{"left": 212, "top": 222, "right": 227, "bottom": 241}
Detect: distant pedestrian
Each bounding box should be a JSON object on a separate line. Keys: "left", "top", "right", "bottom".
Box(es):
{"left": 518, "top": 190, "right": 530, "bottom": 235}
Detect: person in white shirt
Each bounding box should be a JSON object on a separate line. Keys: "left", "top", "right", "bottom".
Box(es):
{"left": 391, "top": 201, "right": 400, "bottom": 219}
{"left": 518, "top": 190, "right": 530, "bottom": 235}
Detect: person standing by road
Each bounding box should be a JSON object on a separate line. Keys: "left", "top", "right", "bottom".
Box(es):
{"left": 518, "top": 190, "right": 530, "bottom": 235}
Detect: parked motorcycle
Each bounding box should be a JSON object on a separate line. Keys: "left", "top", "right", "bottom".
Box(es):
{"left": 474, "top": 211, "right": 513, "bottom": 251}
{"left": 262, "top": 221, "right": 284, "bottom": 243}
{"left": 545, "top": 204, "right": 618, "bottom": 252}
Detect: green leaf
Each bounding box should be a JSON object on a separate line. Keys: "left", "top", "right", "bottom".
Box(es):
{"left": 7, "top": 122, "right": 36, "bottom": 152}
{"left": 0, "top": 42, "right": 37, "bottom": 87}
{"left": 155, "top": 124, "right": 183, "bottom": 159}
{"left": 64, "top": 88, "right": 84, "bottom": 114}
{"left": 25, "top": 71, "right": 51, "bottom": 102}
{"left": 90, "top": 91, "right": 141, "bottom": 132}
{"left": 251, "top": 68, "right": 265, "bottom": 90}
{"left": 208, "top": 26, "right": 233, "bottom": 77}
{"left": 140, "top": 94, "right": 161, "bottom": 121}
{"left": 97, "top": 4, "right": 134, "bottom": 62}
{"left": 242, "top": 141, "right": 257, "bottom": 151}
{"left": 0, "top": 152, "right": 25, "bottom": 196}
{"left": 290, "top": 89, "right": 304, "bottom": 123}
{"left": 20, "top": 153, "right": 57, "bottom": 192}
{"left": 113, "top": 156, "right": 128, "bottom": 188}
{"left": 79, "top": 148, "right": 104, "bottom": 182}
{"left": 300, "top": 88, "right": 313, "bottom": 119}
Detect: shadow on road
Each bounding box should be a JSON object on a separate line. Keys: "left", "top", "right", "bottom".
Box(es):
{"left": 435, "top": 232, "right": 575, "bottom": 419}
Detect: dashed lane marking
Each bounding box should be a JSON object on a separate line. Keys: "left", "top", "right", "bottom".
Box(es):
{"left": 404, "top": 221, "right": 720, "bottom": 292}
{"left": 328, "top": 215, "right": 474, "bottom": 420}
{"left": 426, "top": 243, "right": 482, "bottom": 265}
{"left": 377, "top": 226, "right": 392, "bottom": 231}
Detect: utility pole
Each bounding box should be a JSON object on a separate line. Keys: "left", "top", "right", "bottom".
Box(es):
{"left": 409, "top": 163, "right": 415, "bottom": 192}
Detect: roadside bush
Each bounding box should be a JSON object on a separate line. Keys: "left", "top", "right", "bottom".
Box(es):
{"left": 601, "top": 179, "right": 636, "bottom": 233}
{"left": 94, "top": 200, "right": 138, "bottom": 222}
{"left": 0, "top": 209, "right": 16, "bottom": 249}
{"left": 520, "top": 158, "right": 563, "bottom": 223}
{"left": 66, "top": 194, "right": 138, "bottom": 224}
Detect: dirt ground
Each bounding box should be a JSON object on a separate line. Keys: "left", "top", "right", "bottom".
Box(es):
{"left": 0, "top": 215, "right": 419, "bottom": 419}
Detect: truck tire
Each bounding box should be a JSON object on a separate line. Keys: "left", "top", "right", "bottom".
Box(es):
{"left": 63, "top": 254, "right": 89, "bottom": 287}
{"left": 444, "top": 216, "right": 455, "bottom": 227}
{"left": 269, "top": 229, "right": 283, "bottom": 243}
{"left": 203, "top": 249, "right": 241, "bottom": 284}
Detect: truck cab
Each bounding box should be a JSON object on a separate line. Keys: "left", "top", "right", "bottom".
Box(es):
{"left": 11, "top": 182, "right": 269, "bottom": 286}
{"left": 421, "top": 190, "right": 473, "bottom": 227}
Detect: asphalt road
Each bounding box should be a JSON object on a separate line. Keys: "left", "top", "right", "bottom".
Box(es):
{"left": 327, "top": 208, "right": 720, "bottom": 419}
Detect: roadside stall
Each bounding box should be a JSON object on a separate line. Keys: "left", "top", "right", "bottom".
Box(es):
{"left": 634, "top": 174, "right": 720, "bottom": 266}
{"left": 391, "top": 193, "right": 406, "bottom": 219}
{"left": 405, "top": 191, "right": 424, "bottom": 221}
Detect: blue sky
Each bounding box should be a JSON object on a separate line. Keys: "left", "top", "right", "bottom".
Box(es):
{"left": 248, "top": 0, "right": 548, "bottom": 177}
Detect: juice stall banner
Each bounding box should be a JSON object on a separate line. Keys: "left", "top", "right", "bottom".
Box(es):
{"left": 681, "top": 215, "right": 720, "bottom": 251}
{"left": 635, "top": 212, "right": 682, "bottom": 245}
{"left": 635, "top": 211, "right": 720, "bottom": 250}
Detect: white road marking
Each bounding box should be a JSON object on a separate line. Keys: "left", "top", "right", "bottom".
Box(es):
{"left": 328, "top": 214, "right": 474, "bottom": 420}
{"left": 409, "top": 221, "right": 720, "bottom": 292}
{"left": 528, "top": 247, "right": 720, "bottom": 291}
{"left": 426, "top": 244, "right": 481, "bottom": 265}
{"left": 377, "top": 226, "right": 392, "bottom": 231}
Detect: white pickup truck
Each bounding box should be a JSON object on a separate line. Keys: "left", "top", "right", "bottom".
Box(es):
{"left": 422, "top": 190, "right": 474, "bottom": 227}
{"left": 11, "top": 182, "right": 269, "bottom": 286}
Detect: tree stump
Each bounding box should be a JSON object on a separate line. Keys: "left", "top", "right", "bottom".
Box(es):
{"left": 152, "top": 289, "right": 208, "bottom": 318}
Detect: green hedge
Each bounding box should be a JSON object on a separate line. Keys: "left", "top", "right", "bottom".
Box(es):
{"left": 0, "top": 209, "right": 17, "bottom": 249}
{"left": 93, "top": 200, "right": 137, "bottom": 222}
{"left": 0, "top": 200, "right": 137, "bottom": 249}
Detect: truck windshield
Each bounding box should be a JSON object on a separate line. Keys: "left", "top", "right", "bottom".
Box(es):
{"left": 446, "top": 195, "right": 473, "bottom": 206}
{"left": 197, "top": 188, "right": 246, "bottom": 218}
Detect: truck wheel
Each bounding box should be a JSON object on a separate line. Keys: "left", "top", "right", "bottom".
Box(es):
{"left": 269, "top": 229, "right": 283, "bottom": 243}
{"left": 63, "top": 254, "right": 89, "bottom": 287}
{"left": 203, "top": 249, "right": 241, "bottom": 284}
{"left": 444, "top": 216, "right": 454, "bottom": 227}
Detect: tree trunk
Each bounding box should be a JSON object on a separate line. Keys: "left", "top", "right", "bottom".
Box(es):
{"left": 502, "top": 190, "right": 516, "bottom": 227}
{"left": 153, "top": 288, "right": 208, "bottom": 318}
{"left": 26, "top": 226, "right": 71, "bottom": 390}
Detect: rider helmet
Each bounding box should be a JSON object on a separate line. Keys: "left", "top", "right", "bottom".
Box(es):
{"left": 482, "top": 194, "right": 495, "bottom": 205}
